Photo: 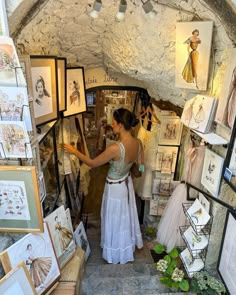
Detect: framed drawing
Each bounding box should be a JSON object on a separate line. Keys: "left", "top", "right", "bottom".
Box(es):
{"left": 159, "top": 116, "right": 183, "bottom": 145}
{"left": 0, "top": 36, "right": 26, "bottom": 86}
{"left": 175, "top": 21, "right": 213, "bottom": 90}
{"left": 57, "top": 57, "right": 66, "bottom": 112}
{"left": 30, "top": 56, "right": 58, "bottom": 126}
{"left": 201, "top": 148, "right": 224, "bottom": 197}
{"left": 181, "top": 95, "right": 218, "bottom": 133}
{"left": 155, "top": 146, "right": 179, "bottom": 173}
{"left": 0, "top": 86, "right": 32, "bottom": 131}
{"left": 149, "top": 200, "right": 158, "bottom": 216}
{"left": 63, "top": 67, "right": 87, "bottom": 117}
{"left": 223, "top": 118, "right": 236, "bottom": 191}
{"left": 0, "top": 121, "right": 33, "bottom": 158}
{"left": 157, "top": 198, "right": 168, "bottom": 216}
{"left": 218, "top": 211, "right": 236, "bottom": 294}
{"left": 45, "top": 205, "right": 76, "bottom": 268}
{"left": 19, "top": 55, "right": 34, "bottom": 99}
{"left": 74, "top": 221, "right": 91, "bottom": 261}
{"left": 0, "top": 1, "right": 9, "bottom": 36}
{"left": 0, "top": 223, "right": 60, "bottom": 295}
{"left": 0, "top": 166, "right": 43, "bottom": 232}
{"left": 215, "top": 48, "right": 236, "bottom": 129}
{"left": 0, "top": 262, "right": 37, "bottom": 295}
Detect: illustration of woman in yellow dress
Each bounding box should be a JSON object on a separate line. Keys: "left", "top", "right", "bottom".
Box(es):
{"left": 54, "top": 216, "right": 73, "bottom": 251}
{"left": 25, "top": 243, "right": 52, "bottom": 288}
{"left": 182, "top": 29, "right": 201, "bottom": 89}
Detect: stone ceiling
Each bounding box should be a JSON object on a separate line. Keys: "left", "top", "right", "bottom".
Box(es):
{"left": 6, "top": 0, "right": 236, "bottom": 107}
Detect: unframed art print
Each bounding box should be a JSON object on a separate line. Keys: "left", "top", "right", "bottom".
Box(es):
{"left": 0, "top": 121, "right": 32, "bottom": 158}
{"left": 201, "top": 148, "right": 224, "bottom": 197}
{"left": 215, "top": 48, "right": 236, "bottom": 129}
{"left": 0, "top": 223, "right": 60, "bottom": 295}
{"left": 180, "top": 248, "right": 204, "bottom": 277}
{"left": 30, "top": 56, "right": 58, "bottom": 126}
{"left": 183, "top": 226, "right": 208, "bottom": 257}
{"left": 155, "top": 146, "right": 178, "bottom": 173}
{"left": 0, "top": 86, "right": 32, "bottom": 131}
{"left": 74, "top": 221, "right": 91, "bottom": 261}
{"left": 63, "top": 67, "right": 86, "bottom": 117}
{"left": 57, "top": 57, "right": 66, "bottom": 112}
{"left": 0, "top": 262, "right": 37, "bottom": 295}
{"left": 218, "top": 211, "right": 236, "bottom": 294}
{"left": 0, "top": 36, "right": 26, "bottom": 86}
{"left": 159, "top": 116, "right": 183, "bottom": 146}
{"left": 0, "top": 1, "right": 9, "bottom": 36}
{"left": 45, "top": 205, "right": 76, "bottom": 268}
{"left": 175, "top": 21, "right": 213, "bottom": 90}
{"left": 0, "top": 166, "right": 43, "bottom": 233}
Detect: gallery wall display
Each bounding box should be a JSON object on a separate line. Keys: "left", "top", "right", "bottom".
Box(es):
{"left": 63, "top": 67, "right": 87, "bottom": 117}
{"left": 0, "top": 36, "right": 26, "bottom": 86}
{"left": 155, "top": 146, "right": 179, "bottom": 173}
{"left": 45, "top": 205, "right": 76, "bottom": 267}
{"left": 175, "top": 21, "right": 213, "bottom": 90}
{"left": 0, "top": 121, "right": 33, "bottom": 158}
{"left": 0, "top": 262, "right": 37, "bottom": 295}
{"left": 218, "top": 210, "right": 236, "bottom": 294}
{"left": 223, "top": 118, "right": 236, "bottom": 192}
{"left": 19, "top": 55, "right": 34, "bottom": 99}
{"left": 159, "top": 116, "right": 183, "bottom": 146}
{"left": 215, "top": 48, "right": 236, "bottom": 129}
{"left": 30, "top": 56, "right": 58, "bottom": 126}
{"left": 201, "top": 148, "right": 224, "bottom": 197}
{"left": 0, "top": 166, "right": 43, "bottom": 233}
{"left": 0, "top": 86, "right": 32, "bottom": 131}
{"left": 0, "top": 1, "right": 9, "bottom": 36}
{"left": 181, "top": 95, "right": 218, "bottom": 133}
{"left": 57, "top": 57, "right": 67, "bottom": 112}
{"left": 0, "top": 223, "right": 61, "bottom": 295}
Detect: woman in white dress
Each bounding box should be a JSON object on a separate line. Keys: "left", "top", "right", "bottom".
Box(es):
{"left": 62, "top": 108, "right": 143, "bottom": 264}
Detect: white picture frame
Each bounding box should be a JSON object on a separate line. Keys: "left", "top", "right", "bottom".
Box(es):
{"left": 159, "top": 116, "right": 183, "bottom": 146}
{"left": 201, "top": 148, "right": 224, "bottom": 197}
{"left": 155, "top": 146, "right": 178, "bottom": 173}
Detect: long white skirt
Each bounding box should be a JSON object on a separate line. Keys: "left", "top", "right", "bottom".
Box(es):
{"left": 101, "top": 174, "right": 143, "bottom": 264}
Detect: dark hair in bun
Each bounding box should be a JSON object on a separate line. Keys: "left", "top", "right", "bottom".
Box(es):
{"left": 113, "top": 108, "right": 139, "bottom": 130}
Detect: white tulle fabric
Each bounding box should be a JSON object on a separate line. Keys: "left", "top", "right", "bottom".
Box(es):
{"left": 101, "top": 174, "right": 143, "bottom": 264}
{"left": 157, "top": 183, "right": 188, "bottom": 252}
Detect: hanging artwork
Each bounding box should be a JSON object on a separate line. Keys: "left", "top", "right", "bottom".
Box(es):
{"left": 181, "top": 95, "right": 218, "bottom": 133}
{"left": 30, "top": 56, "right": 58, "bottom": 126}
{"left": 57, "top": 57, "right": 66, "bottom": 112}
{"left": 0, "top": 223, "right": 60, "bottom": 294}
{"left": 223, "top": 118, "right": 236, "bottom": 191}
{"left": 155, "top": 146, "right": 178, "bottom": 173}
{"left": 218, "top": 211, "right": 236, "bottom": 294}
{"left": 215, "top": 49, "right": 236, "bottom": 129}
{"left": 0, "top": 36, "right": 26, "bottom": 86}
{"left": 45, "top": 205, "right": 76, "bottom": 267}
{"left": 0, "top": 1, "right": 9, "bottom": 36}
{"left": 149, "top": 200, "right": 159, "bottom": 216}
{"left": 19, "top": 55, "right": 34, "bottom": 99}
{"left": 63, "top": 67, "right": 86, "bottom": 117}
{"left": 201, "top": 148, "right": 224, "bottom": 197}
{"left": 0, "top": 166, "right": 43, "bottom": 233}
{"left": 175, "top": 21, "right": 213, "bottom": 90}
{"left": 156, "top": 198, "right": 169, "bottom": 216}
{"left": 0, "top": 262, "right": 37, "bottom": 295}
{"left": 159, "top": 116, "right": 183, "bottom": 146}
{"left": 0, "top": 86, "right": 32, "bottom": 131}
{"left": 0, "top": 121, "right": 32, "bottom": 158}
{"left": 74, "top": 221, "right": 91, "bottom": 261}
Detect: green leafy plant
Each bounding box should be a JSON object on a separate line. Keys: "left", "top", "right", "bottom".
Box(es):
{"left": 154, "top": 244, "right": 190, "bottom": 292}
{"left": 144, "top": 226, "right": 156, "bottom": 239}
{"left": 190, "top": 271, "right": 226, "bottom": 294}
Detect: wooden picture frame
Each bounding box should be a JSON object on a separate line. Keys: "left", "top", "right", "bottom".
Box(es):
{"left": 223, "top": 118, "right": 236, "bottom": 192}
{"left": 0, "top": 166, "right": 43, "bottom": 232}
{"left": 19, "top": 55, "right": 34, "bottom": 100}
{"left": 0, "top": 1, "right": 9, "bottom": 36}
{"left": 0, "top": 222, "right": 61, "bottom": 295}
{"left": 0, "top": 262, "right": 37, "bottom": 295}
{"left": 30, "top": 56, "right": 58, "bottom": 126}
{"left": 57, "top": 57, "right": 66, "bottom": 112}
{"left": 201, "top": 148, "right": 224, "bottom": 197}
{"left": 63, "top": 67, "right": 87, "bottom": 117}
{"left": 217, "top": 210, "right": 236, "bottom": 294}
{"left": 159, "top": 116, "right": 183, "bottom": 146}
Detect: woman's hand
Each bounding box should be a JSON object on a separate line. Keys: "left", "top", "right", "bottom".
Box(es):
{"left": 60, "top": 143, "right": 77, "bottom": 155}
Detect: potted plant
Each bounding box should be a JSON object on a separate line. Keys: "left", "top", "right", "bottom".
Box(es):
{"left": 190, "top": 271, "right": 226, "bottom": 294}
{"left": 144, "top": 225, "right": 156, "bottom": 241}
{"left": 153, "top": 244, "right": 190, "bottom": 292}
